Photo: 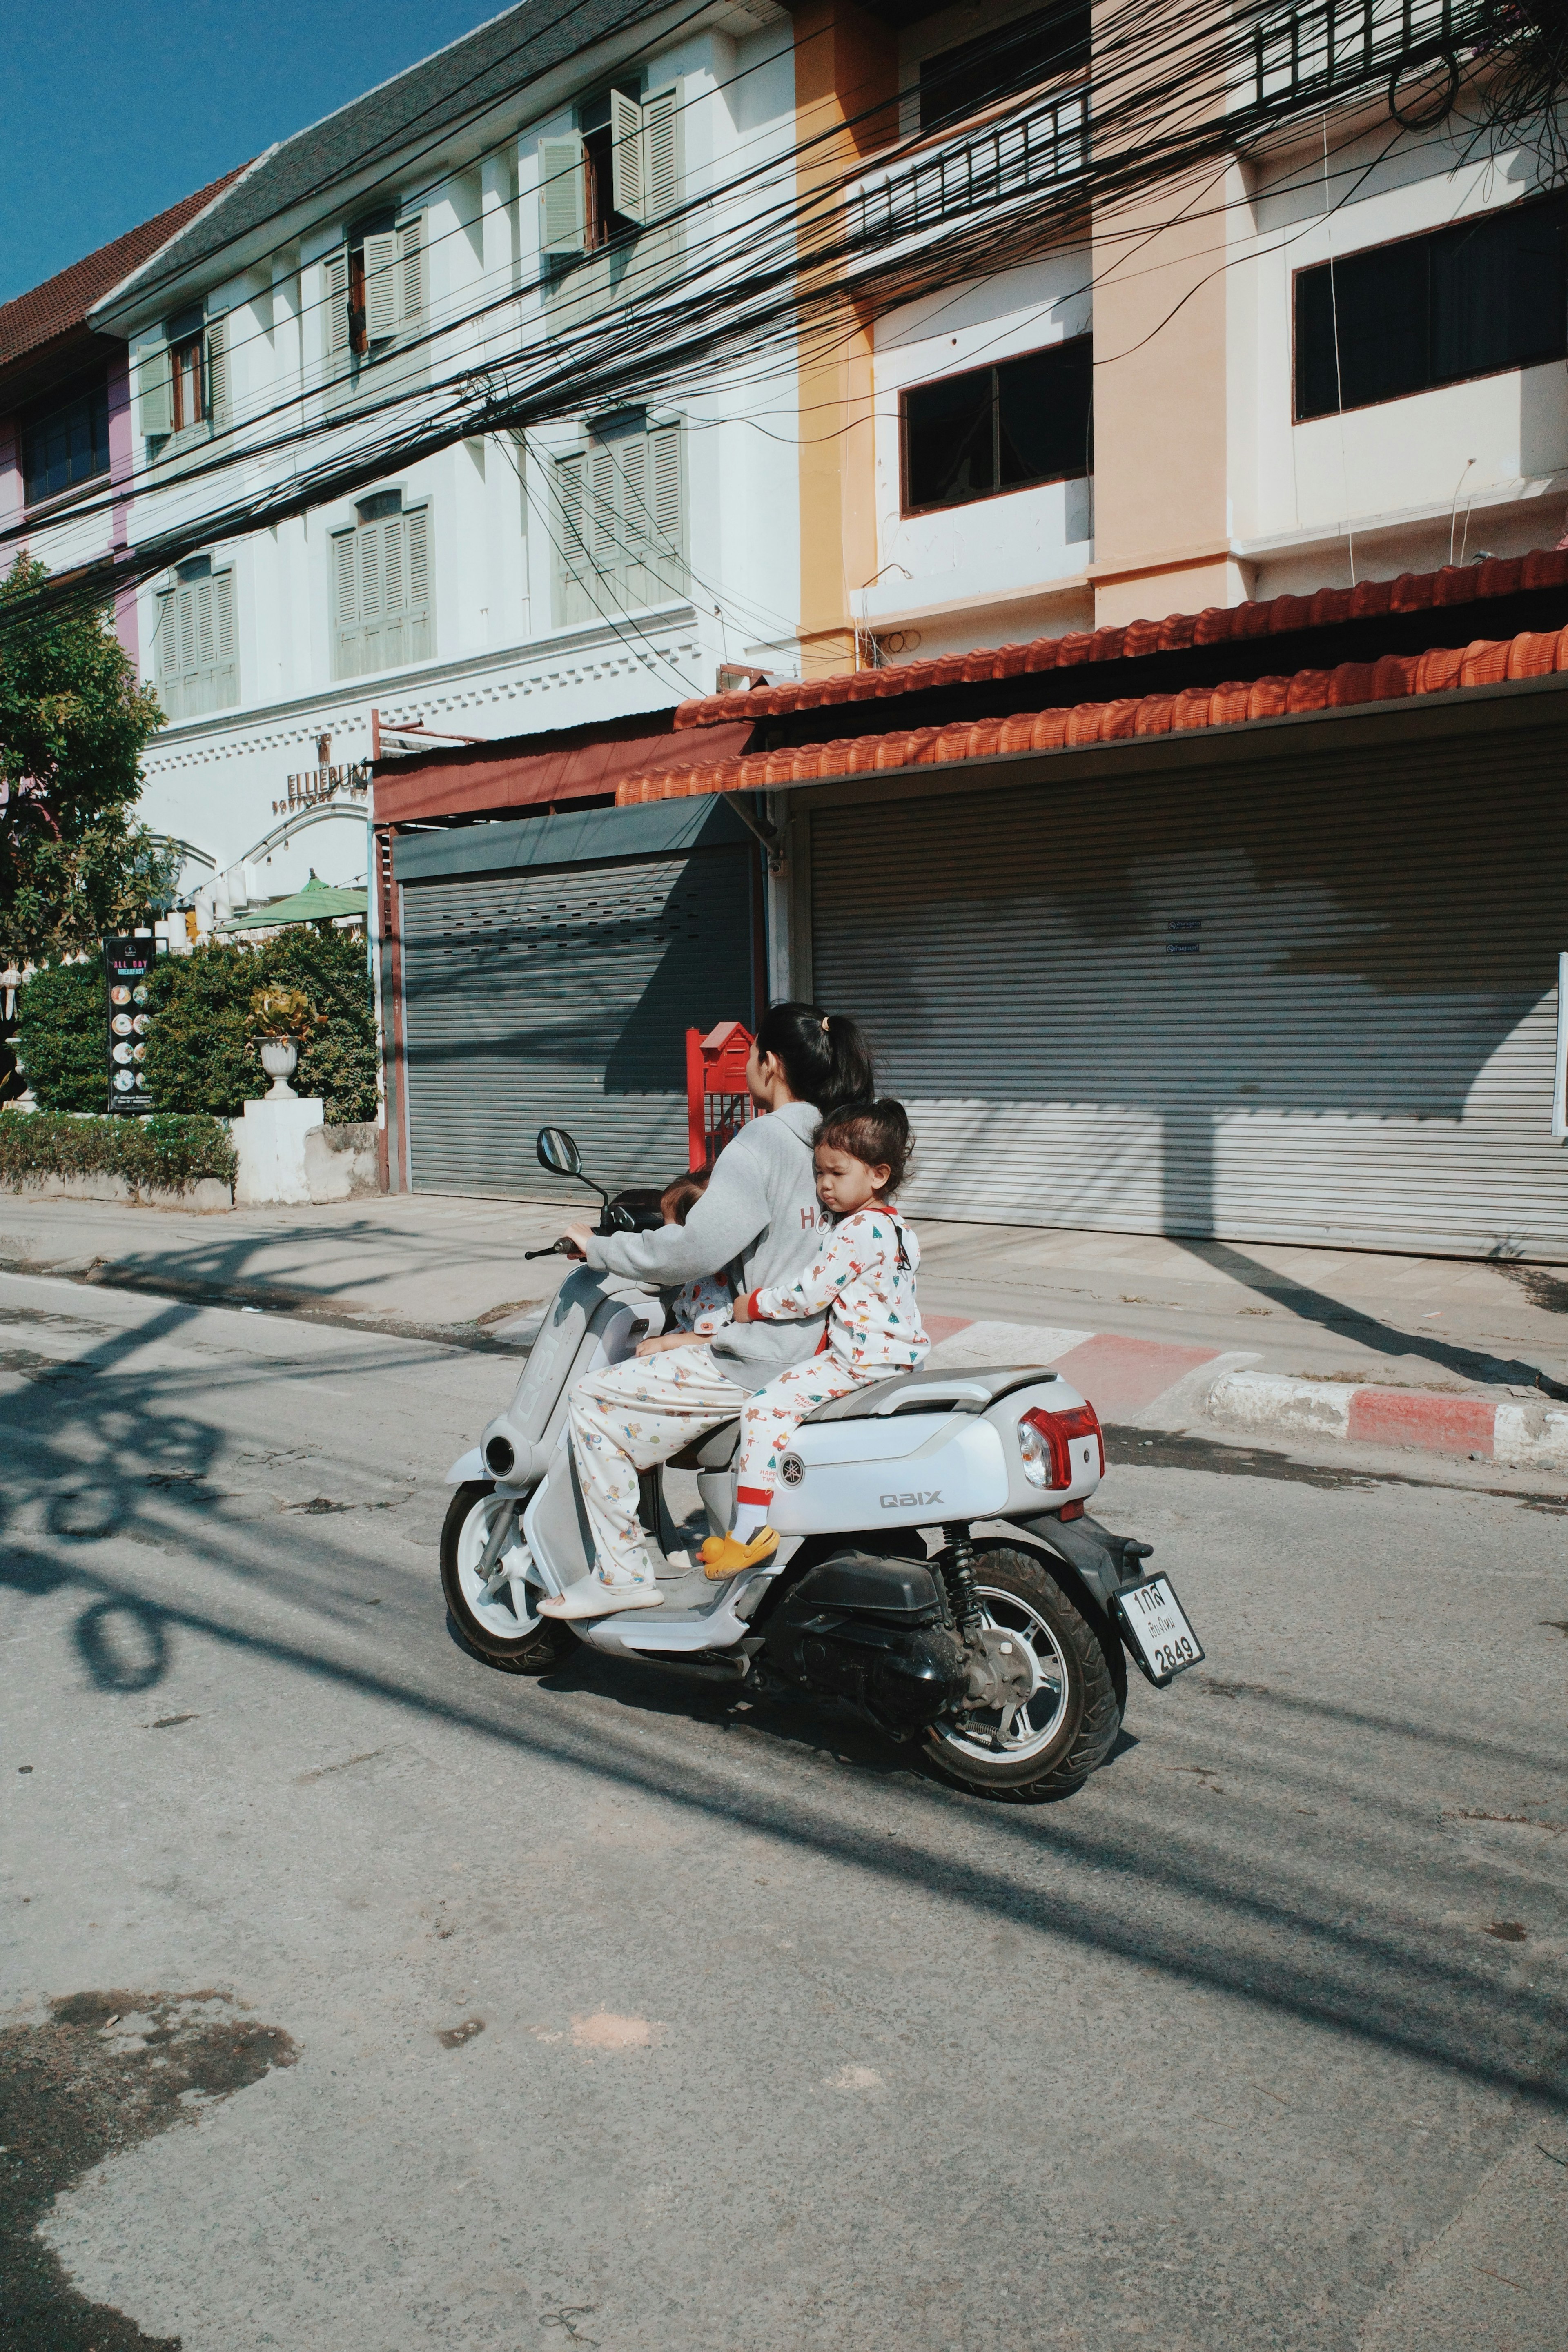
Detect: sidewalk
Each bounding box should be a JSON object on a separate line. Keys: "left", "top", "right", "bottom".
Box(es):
{"left": 2, "top": 1188, "right": 1566, "bottom": 1467}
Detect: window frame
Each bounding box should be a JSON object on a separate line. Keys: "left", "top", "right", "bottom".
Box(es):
{"left": 20, "top": 373, "right": 112, "bottom": 510}
{"left": 169, "top": 330, "right": 206, "bottom": 432}
{"left": 898, "top": 334, "right": 1094, "bottom": 519}
{"left": 1290, "top": 191, "right": 1568, "bottom": 424}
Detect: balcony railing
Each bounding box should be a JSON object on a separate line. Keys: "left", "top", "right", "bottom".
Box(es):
{"left": 1253, "top": 0, "right": 1497, "bottom": 108}
{"left": 853, "top": 87, "right": 1089, "bottom": 257}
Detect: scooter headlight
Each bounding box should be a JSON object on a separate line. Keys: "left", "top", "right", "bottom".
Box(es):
{"left": 1018, "top": 1402, "right": 1104, "bottom": 1488}
{"left": 484, "top": 1435, "right": 516, "bottom": 1477}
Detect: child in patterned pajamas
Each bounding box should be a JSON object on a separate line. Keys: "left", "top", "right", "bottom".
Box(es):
{"left": 701, "top": 1100, "right": 929, "bottom": 1577}
{"left": 635, "top": 1171, "right": 733, "bottom": 1356}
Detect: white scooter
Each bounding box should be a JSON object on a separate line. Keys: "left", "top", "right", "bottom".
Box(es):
{"left": 441, "top": 1128, "right": 1204, "bottom": 1800}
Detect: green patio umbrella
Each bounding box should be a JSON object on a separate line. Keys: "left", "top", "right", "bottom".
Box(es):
{"left": 223, "top": 871, "right": 367, "bottom": 931}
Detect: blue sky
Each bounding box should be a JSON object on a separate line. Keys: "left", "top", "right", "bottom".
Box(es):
{"left": 2, "top": 0, "right": 504, "bottom": 303}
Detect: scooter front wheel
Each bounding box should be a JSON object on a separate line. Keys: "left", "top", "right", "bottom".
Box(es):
{"left": 922, "top": 1544, "right": 1123, "bottom": 1800}
{"left": 440, "top": 1481, "right": 575, "bottom": 1675}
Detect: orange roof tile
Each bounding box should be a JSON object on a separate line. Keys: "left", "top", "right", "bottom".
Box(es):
{"left": 618, "top": 624, "right": 1568, "bottom": 807}
{"left": 672, "top": 549, "right": 1568, "bottom": 731}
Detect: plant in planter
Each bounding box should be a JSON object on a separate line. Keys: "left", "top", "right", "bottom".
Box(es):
{"left": 248, "top": 985, "right": 320, "bottom": 1100}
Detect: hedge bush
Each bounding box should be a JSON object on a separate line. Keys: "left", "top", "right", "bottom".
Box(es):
{"left": 14, "top": 929, "right": 377, "bottom": 1123}
{"left": 14, "top": 959, "right": 106, "bottom": 1111}
{"left": 142, "top": 930, "right": 377, "bottom": 1123}
{"left": 0, "top": 1109, "right": 237, "bottom": 1194}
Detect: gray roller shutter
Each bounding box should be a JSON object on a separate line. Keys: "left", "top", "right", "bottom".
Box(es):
{"left": 809, "top": 728, "right": 1568, "bottom": 1258}
{"left": 401, "top": 844, "right": 753, "bottom": 1194}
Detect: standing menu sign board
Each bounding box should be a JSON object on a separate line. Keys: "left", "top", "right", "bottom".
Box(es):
{"left": 103, "top": 936, "right": 156, "bottom": 1114}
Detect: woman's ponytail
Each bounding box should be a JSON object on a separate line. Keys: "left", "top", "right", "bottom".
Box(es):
{"left": 753, "top": 1001, "right": 876, "bottom": 1113}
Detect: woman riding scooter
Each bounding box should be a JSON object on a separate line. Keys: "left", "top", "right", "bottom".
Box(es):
{"left": 537, "top": 1002, "right": 875, "bottom": 1620}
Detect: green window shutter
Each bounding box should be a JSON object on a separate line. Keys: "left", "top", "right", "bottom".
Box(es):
{"left": 555, "top": 450, "right": 591, "bottom": 626}
{"left": 396, "top": 216, "right": 425, "bottom": 327}
{"left": 332, "top": 527, "right": 361, "bottom": 679}
{"left": 205, "top": 315, "right": 230, "bottom": 428}
{"left": 643, "top": 85, "right": 680, "bottom": 219}
{"left": 538, "top": 134, "right": 586, "bottom": 255}
{"left": 364, "top": 229, "right": 399, "bottom": 340}
{"left": 154, "top": 587, "right": 181, "bottom": 717}
{"left": 213, "top": 569, "right": 237, "bottom": 702}
{"left": 406, "top": 505, "right": 432, "bottom": 661}
{"left": 326, "top": 250, "right": 351, "bottom": 371}
{"left": 590, "top": 443, "right": 618, "bottom": 578}
{"left": 156, "top": 568, "right": 238, "bottom": 714}
{"left": 610, "top": 89, "right": 646, "bottom": 223}
{"left": 650, "top": 423, "right": 682, "bottom": 562}
{"left": 139, "top": 341, "right": 172, "bottom": 438}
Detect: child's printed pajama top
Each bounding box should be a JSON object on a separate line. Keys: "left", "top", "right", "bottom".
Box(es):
{"left": 738, "top": 1209, "right": 931, "bottom": 1492}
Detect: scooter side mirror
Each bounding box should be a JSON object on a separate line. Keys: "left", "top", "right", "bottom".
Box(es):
{"left": 536, "top": 1127, "right": 583, "bottom": 1178}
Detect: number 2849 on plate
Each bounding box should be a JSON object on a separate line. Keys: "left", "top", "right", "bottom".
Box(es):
{"left": 1113, "top": 1574, "right": 1205, "bottom": 1686}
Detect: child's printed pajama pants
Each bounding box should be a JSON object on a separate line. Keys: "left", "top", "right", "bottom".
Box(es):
{"left": 568, "top": 1345, "right": 748, "bottom": 1588}
{"left": 734, "top": 1358, "right": 873, "bottom": 1503}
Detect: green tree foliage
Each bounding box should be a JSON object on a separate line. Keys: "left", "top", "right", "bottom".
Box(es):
{"left": 13, "top": 959, "right": 106, "bottom": 1111}
{"left": 0, "top": 555, "right": 176, "bottom": 963}
{"left": 140, "top": 928, "right": 377, "bottom": 1123}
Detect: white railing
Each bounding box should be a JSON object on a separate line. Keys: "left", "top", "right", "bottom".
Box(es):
{"left": 853, "top": 88, "right": 1089, "bottom": 256}
{"left": 1253, "top": 0, "right": 1494, "bottom": 107}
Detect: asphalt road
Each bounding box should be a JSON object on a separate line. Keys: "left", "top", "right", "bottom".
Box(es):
{"left": 3, "top": 1266, "right": 1566, "bottom": 2352}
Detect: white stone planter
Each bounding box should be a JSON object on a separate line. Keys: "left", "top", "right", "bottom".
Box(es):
{"left": 259, "top": 1037, "right": 299, "bottom": 1100}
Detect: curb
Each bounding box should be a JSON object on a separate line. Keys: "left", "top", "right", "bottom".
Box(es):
{"left": 1207, "top": 1369, "right": 1568, "bottom": 1472}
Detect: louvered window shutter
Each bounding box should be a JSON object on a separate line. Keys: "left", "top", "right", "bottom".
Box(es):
{"left": 555, "top": 451, "right": 591, "bottom": 625}
{"left": 650, "top": 424, "right": 683, "bottom": 593}
{"left": 406, "top": 505, "right": 431, "bottom": 659}
{"left": 363, "top": 230, "right": 398, "bottom": 340}
{"left": 642, "top": 85, "right": 680, "bottom": 219}
{"left": 332, "top": 526, "right": 361, "bottom": 677}
{"left": 538, "top": 134, "right": 586, "bottom": 255}
{"left": 156, "top": 570, "right": 238, "bottom": 716}
{"left": 205, "top": 315, "right": 230, "bottom": 427}
{"left": 610, "top": 89, "right": 646, "bottom": 223}
{"left": 590, "top": 445, "right": 617, "bottom": 577}
{"left": 619, "top": 436, "right": 651, "bottom": 605}
{"left": 396, "top": 216, "right": 424, "bottom": 327}
{"left": 326, "top": 250, "right": 351, "bottom": 372}
{"left": 213, "top": 569, "right": 236, "bottom": 700}
{"left": 140, "top": 341, "right": 172, "bottom": 438}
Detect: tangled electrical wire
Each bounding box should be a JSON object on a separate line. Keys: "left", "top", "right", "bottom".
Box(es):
{"left": 0, "top": 0, "right": 1539, "bottom": 641}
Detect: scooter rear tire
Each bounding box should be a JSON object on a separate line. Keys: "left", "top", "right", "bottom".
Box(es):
{"left": 441, "top": 1480, "right": 575, "bottom": 1676}
{"left": 922, "top": 1543, "right": 1123, "bottom": 1800}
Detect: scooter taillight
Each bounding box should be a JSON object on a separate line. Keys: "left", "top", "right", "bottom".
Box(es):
{"left": 1018, "top": 1402, "right": 1104, "bottom": 1489}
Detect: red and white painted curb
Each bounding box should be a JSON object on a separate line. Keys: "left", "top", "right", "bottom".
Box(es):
{"left": 926, "top": 1316, "right": 1568, "bottom": 1472}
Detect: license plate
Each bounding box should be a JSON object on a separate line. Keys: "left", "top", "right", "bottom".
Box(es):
{"left": 1114, "top": 1574, "right": 1205, "bottom": 1686}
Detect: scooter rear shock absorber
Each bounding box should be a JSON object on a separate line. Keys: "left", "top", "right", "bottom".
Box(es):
{"left": 939, "top": 1523, "right": 984, "bottom": 1635}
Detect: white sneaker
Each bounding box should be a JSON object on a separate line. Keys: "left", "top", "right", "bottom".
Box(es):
{"left": 538, "top": 1575, "right": 664, "bottom": 1621}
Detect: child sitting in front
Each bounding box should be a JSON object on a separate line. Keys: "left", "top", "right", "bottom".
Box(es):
{"left": 700, "top": 1100, "right": 929, "bottom": 1577}
{"left": 635, "top": 1170, "right": 733, "bottom": 1354}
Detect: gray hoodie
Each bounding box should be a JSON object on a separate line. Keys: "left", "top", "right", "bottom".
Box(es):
{"left": 583, "top": 1101, "right": 827, "bottom": 1388}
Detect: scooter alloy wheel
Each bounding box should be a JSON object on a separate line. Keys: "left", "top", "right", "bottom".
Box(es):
{"left": 923, "top": 1544, "right": 1123, "bottom": 1799}
{"left": 440, "top": 1481, "right": 575, "bottom": 1675}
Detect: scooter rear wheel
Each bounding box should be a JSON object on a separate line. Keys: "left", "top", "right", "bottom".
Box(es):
{"left": 922, "top": 1544, "right": 1123, "bottom": 1800}
{"left": 441, "top": 1480, "right": 575, "bottom": 1675}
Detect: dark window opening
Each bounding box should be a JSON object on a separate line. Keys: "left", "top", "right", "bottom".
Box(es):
{"left": 577, "top": 87, "right": 641, "bottom": 252}
{"left": 918, "top": 4, "right": 1091, "bottom": 134}
{"left": 170, "top": 331, "right": 205, "bottom": 430}
{"left": 21, "top": 376, "right": 111, "bottom": 505}
{"left": 902, "top": 336, "right": 1092, "bottom": 514}
{"left": 357, "top": 488, "right": 403, "bottom": 521}
{"left": 1294, "top": 192, "right": 1568, "bottom": 421}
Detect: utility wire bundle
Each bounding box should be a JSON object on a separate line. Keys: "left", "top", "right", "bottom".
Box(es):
{"left": 0, "top": 0, "right": 1528, "bottom": 637}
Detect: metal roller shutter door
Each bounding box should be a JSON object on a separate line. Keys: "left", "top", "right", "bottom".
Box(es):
{"left": 810, "top": 735, "right": 1568, "bottom": 1258}
{"left": 401, "top": 844, "right": 753, "bottom": 1194}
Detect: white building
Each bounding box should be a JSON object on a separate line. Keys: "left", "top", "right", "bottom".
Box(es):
{"left": 69, "top": 0, "right": 797, "bottom": 926}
